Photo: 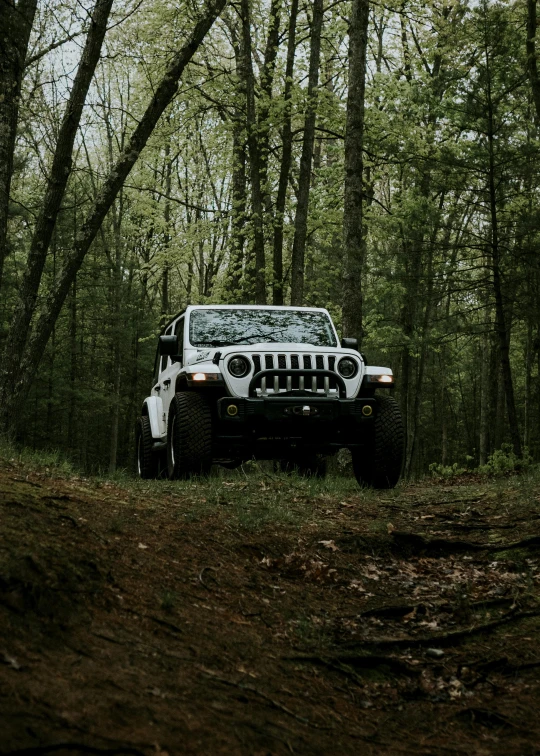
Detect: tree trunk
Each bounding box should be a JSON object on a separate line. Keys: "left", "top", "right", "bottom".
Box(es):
{"left": 0, "top": 0, "right": 227, "bottom": 436}
{"left": 341, "top": 0, "right": 369, "bottom": 339}
{"left": 272, "top": 0, "right": 299, "bottom": 305}
{"left": 227, "top": 32, "right": 247, "bottom": 300}
{"left": 161, "top": 143, "right": 173, "bottom": 322}
{"left": 241, "top": 0, "right": 266, "bottom": 304}
{"left": 0, "top": 0, "right": 114, "bottom": 428}
{"left": 479, "top": 322, "right": 490, "bottom": 466}
{"left": 0, "top": 0, "right": 37, "bottom": 294}
{"left": 485, "top": 41, "right": 522, "bottom": 457}
{"left": 289, "top": 0, "right": 324, "bottom": 305}
{"left": 527, "top": 0, "right": 540, "bottom": 122}
{"left": 258, "top": 0, "right": 282, "bottom": 209}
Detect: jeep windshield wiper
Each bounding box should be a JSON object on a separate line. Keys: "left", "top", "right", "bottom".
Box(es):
{"left": 194, "top": 334, "right": 281, "bottom": 347}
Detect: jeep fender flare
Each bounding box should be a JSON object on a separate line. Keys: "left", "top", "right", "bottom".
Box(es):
{"left": 142, "top": 396, "right": 166, "bottom": 439}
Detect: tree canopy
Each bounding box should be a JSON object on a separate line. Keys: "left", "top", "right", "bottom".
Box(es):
{"left": 0, "top": 0, "right": 539, "bottom": 475}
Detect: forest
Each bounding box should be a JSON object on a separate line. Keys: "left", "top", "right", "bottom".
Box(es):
{"left": 1, "top": 0, "right": 540, "bottom": 478}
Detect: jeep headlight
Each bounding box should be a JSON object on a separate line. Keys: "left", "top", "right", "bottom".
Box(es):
{"left": 365, "top": 374, "right": 394, "bottom": 386}
{"left": 338, "top": 357, "right": 358, "bottom": 379}
{"left": 228, "top": 355, "right": 250, "bottom": 378}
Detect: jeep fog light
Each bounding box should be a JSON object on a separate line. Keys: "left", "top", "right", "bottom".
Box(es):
{"left": 338, "top": 357, "right": 358, "bottom": 379}
{"left": 228, "top": 355, "right": 250, "bottom": 378}
{"left": 227, "top": 404, "right": 238, "bottom": 416}
{"left": 362, "top": 405, "right": 373, "bottom": 417}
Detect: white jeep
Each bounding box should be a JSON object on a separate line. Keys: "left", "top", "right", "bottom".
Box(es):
{"left": 136, "top": 305, "right": 404, "bottom": 488}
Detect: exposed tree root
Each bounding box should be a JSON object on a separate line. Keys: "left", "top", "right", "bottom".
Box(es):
{"left": 200, "top": 666, "right": 333, "bottom": 730}
{"left": 391, "top": 531, "right": 540, "bottom": 555}
{"left": 339, "top": 609, "right": 540, "bottom": 649}
{"left": 287, "top": 653, "right": 420, "bottom": 678}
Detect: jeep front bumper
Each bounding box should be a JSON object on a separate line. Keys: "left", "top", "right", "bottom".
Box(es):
{"left": 217, "top": 395, "right": 376, "bottom": 423}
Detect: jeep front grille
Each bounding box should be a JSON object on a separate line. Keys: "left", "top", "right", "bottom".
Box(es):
{"left": 249, "top": 353, "right": 342, "bottom": 397}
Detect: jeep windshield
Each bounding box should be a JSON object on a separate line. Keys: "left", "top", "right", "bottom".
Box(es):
{"left": 189, "top": 309, "right": 337, "bottom": 348}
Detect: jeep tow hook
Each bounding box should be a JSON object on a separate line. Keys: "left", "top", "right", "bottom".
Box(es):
{"left": 287, "top": 405, "right": 316, "bottom": 417}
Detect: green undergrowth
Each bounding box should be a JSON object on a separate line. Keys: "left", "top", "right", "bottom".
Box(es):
{"left": 0, "top": 437, "right": 76, "bottom": 477}
{"left": 3, "top": 438, "right": 540, "bottom": 534}
{"left": 429, "top": 444, "right": 536, "bottom": 480}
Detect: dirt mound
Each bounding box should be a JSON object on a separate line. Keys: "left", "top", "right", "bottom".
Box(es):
{"left": 1, "top": 461, "right": 539, "bottom": 755}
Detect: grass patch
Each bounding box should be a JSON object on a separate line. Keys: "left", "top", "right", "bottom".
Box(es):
{"left": 0, "top": 437, "right": 76, "bottom": 477}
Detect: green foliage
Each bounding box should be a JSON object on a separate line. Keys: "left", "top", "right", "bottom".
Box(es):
{"left": 429, "top": 461, "right": 468, "bottom": 480}
{"left": 478, "top": 445, "right": 533, "bottom": 477}
{"left": 1, "top": 0, "right": 540, "bottom": 476}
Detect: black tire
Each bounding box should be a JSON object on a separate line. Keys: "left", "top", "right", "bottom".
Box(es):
{"left": 136, "top": 416, "right": 159, "bottom": 479}
{"left": 167, "top": 392, "right": 212, "bottom": 480}
{"left": 352, "top": 395, "right": 404, "bottom": 489}
{"left": 278, "top": 454, "right": 327, "bottom": 479}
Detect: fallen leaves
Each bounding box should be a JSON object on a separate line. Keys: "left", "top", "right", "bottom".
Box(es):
{"left": 318, "top": 539, "right": 339, "bottom": 551}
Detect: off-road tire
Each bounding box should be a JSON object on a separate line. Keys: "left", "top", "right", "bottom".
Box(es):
{"left": 352, "top": 395, "right": 404, "bottom": 489}
{"left": 278, "top": 454, "right": 327, "bottom": 479}
{"left": 167, "top": 392, "right": 212, "bottom": 480}
{"left": 136, "top": 416, "right": 159, "bottom": 479}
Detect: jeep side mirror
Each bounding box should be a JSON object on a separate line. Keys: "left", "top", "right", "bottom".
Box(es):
{"left": 341, "top": 337, "right": 358, "bottom": 351}
{"left": 159, "top": 334, "right": 178, "bottom": 356}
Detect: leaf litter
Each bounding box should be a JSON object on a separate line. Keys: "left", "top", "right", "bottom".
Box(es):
{"left": 0, "top": 459, "right": 539, "bottom": 754}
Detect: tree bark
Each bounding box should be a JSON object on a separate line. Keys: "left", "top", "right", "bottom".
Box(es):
{"left": 241, "top": 0, "right": 266, "bottom": 304}
{"left": 527, "top": 0, "right": 540, "bottom": 122}
{"left": 341, "top": 0, "right": 369, "bottom": 338}
{"left": 0, "top": 0, "right": 114, "bottom": 422}
{"left": 0, "top": 0, "right": 37, "bottom": 293}
{"left": 272, "top": 0, "right": 298, "bottom": 305}
{"left": 258, "top": 0, "right": 282, "bottom": 208}
{"left": 485, "top": 40, "right": 522, "bottom": 458}
{"left": 227, "top": 30, "right": 247, "bottom": 300}
{"left": 0, "top": 0, "right": 228, "bottom": 435}
{"left": 289, "top": 0, "right": 323, "bottom": 306}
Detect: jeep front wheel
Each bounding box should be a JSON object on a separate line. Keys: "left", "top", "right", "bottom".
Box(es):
{"left": 167, "top": 392, "right": 212, "bottom": 479}
{"left": 136, "top": 416, "right": 159, "bottom": 479}
{"left": 352, "top": 395, "right": 404, "bottom": 489}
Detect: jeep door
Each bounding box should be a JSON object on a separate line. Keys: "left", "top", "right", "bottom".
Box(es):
{"left": 157, "top": 318, "right": 184, "bottom": 425}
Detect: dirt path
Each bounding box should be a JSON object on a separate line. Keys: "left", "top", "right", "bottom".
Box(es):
{"left": 1, "top": 459, "right": 539, "bottom": 755}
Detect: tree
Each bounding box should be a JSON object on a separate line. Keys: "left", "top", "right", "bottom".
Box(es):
{"left": 341, "top": 0, "right": 370, "bottom": 340}
{"left": 0, "top": 0, "right": 228, "bottom": 436}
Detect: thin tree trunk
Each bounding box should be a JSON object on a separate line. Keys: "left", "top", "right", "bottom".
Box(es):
{"left": 403, "top": 195, "right": 442, "bottom": 478}
{"left": 227, "top": 31, "right": 247, "bottom": 299}
{"left": 161, "top": 143, "right": 173, "bottom": 322}
{"left": 241, "top": 0, "right": 266, "bottom": 304}
{"left": 0, "top": 0, "right": 37, "bottom": 294}
{"left": 479, "top": 322, "right": 490, "bottom": 465}
{"left": 108, "top": 192, "right": 123, "bottom": 475}
{"left": 67, "top": 281, "right": 77, "bottom": 450}
{"left": 485, "top": 41, "right": 522, "bottom": 457}
{"left": 272, "top": 0, "right": 299, "bottom": 305}
{"left": 0, "top": 0, "right": 227, "bottom": 435}
{"left": 341, "top": 0, "right": 369, "bottom": 338}
{"left": 290, "top": 0, "right": 324, "bottom": 305}
{"left": 527, "top": 0, "right": 540, "bottom": 122}
{"left": 228, "top": 123, "right": 247, "bottom": 298}
{"left": 258, "top": 0, "right": 282, "bottom": 211}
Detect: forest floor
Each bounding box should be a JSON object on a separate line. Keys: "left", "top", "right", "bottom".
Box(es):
{"left": 1, "top": 453, "right": 540, "bottom": 756}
